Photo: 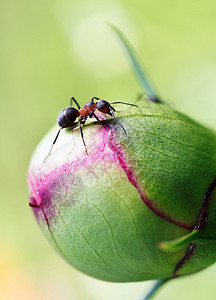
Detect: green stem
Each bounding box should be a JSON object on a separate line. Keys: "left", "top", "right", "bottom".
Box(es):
{"left": 140, "top": 279, "right": 170, "bottom": 300}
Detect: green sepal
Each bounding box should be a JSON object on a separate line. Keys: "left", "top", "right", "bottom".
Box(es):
{"left": 109, "top": 24, "right": 160, "bottom": 101}
{"left": 159, "top": 230, "right": 200, "bottom": 252}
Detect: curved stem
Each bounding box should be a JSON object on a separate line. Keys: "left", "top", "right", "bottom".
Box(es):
{"left": 140, "top": 278, "right": 170, "bottom": 300}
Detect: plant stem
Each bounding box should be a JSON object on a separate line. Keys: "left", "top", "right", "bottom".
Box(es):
{"left": 140, "top": 278, "right": 170, "bottom": 300}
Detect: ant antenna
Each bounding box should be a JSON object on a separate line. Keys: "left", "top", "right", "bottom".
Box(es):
{"left": 110, "top": 101, "right": 138, "bottom": 107}
{"left": 110, "top": 109, "right": 127, "bottom": 135}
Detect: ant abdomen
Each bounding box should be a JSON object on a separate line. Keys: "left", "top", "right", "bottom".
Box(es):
{"left": 57, "top": 107, "right": 80, "bottom": 127}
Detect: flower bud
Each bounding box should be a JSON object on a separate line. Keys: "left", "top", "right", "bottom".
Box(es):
{"left": 28, "top": 102, "right": 216, "bottom": 282}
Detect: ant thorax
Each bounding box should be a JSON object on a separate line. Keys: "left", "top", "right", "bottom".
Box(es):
{"left": 79, "top": 102, "right": 96, "bottom": 117}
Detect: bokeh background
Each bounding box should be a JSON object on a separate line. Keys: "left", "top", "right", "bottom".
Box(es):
{"left": 1, "top": 0, "right": 216, "bottom": 299}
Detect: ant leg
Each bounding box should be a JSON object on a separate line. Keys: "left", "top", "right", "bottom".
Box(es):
{"left": 43, "top": 127, "right": 64, "bottom": 162}
{"left": 88, "top": 108, "right": 108, "bottom": 130}
{"left": 78, "top": 121, "right": 88, "bottom": 155}
{"left": 92, "top": 112, "right": 108, "bottom": 130}
{"left": 88, "top": 107, "right": 96, "bottom": 118}
{"left": 110, "top": 109, "right": 127, "bottom": 136}
{"left": 70, "top": 96, "right": 81, "bottom": 109}
{"left": 110, "top": 101, "right": 138, "bottom": 107}
{"left": 90, "top": 96, "right": 100, "bottom": 103}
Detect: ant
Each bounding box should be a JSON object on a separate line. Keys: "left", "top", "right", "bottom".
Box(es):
{"left": 44, "top": 96, "right": 137, "bottom": 161}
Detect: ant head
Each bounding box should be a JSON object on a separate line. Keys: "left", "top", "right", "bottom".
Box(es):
{"left": 96, "top": 99, "right": 111, "bottom": 114}
{"left": 57, "top": 106, "right": 80, "bottom": 127}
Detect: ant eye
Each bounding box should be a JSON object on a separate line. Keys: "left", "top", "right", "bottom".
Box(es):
{"left": 99, "top": 105, "right": 103, "bottom": 110}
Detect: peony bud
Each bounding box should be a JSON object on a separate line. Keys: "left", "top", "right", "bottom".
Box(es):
{"left": 28, "top": 101, "right": 216, "bottom": 282}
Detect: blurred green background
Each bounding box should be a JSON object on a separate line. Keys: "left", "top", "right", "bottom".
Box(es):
{"left": 1, "top": 0, "right": 216, "bottom": 299}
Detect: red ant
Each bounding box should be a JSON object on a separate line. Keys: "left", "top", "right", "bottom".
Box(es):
{"left": 44, "top": 96, "right": 137, "bottom": 161}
